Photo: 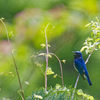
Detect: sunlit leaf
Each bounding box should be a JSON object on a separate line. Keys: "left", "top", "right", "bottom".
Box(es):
{"left": 85, "top": 23, "right": 91, "bottom": 27}
{"left": 53, "top": 74, "right": 57, "bottom": 78}
{"left": 80, "top": 46, "right": 88, "bottom": 52}
{"left": 55, "top": 84, "right": 61, "bottom": 89}
{"left": 87, "top": 95, "right": 94, "bottom": 100}
{"left": 62, "top": 60, "right": 66, "bottom": 64}
{"left": 39, "top": 53, "right": 45, "bottom": 56}
{"left": 45, "top": 54, "right": 52, "bottom": 58}
{"left": 40, "top": 44, "right": 45, "bottom": 48}
{"left": 1, "top": 17, "right": 4, "bottom": 20}
{"left": 77, "top": 89, "right": 83, "bottom": 95}
{"left": 98, "top": 44, "right": 100, "bottom": 49}
{"left": 9, "top": 31, "right": 14, "bottom": 37}
{"left": 95, "top": 38, "right": 100, "bottom": 42}
{"left": 83, "top": 93, "right": 87, "bottom": 98}
{"left": 96, "top": 17, "right": 99, "bottom": 23}
{"left": 24, "top": 81, "right": 29, "bottom": 85}
{"left": 48, "top": 44, "right": 51, "bottom": 47}
{"left": 48, "top": 54, "right": 52, "bottom": 58}
{"left": 87, "top": 37, "right": 93, "bottom": 41}
{"left": 34, "top": 94, "right": 43, "bottom": 99}
{"left": 46, "top": 67, "right": 54, "bottom": 75}
{"left": 12, "top": 49, "right": 16, "bottom": 54}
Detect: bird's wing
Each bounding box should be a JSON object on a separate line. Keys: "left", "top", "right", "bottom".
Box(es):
{"left": 74, "top": 59, "right": 86, "bottom": 80}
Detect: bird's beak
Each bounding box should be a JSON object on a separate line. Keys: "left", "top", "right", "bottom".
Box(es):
{"left": 72, "top": 51, "right": 75, "bottom": 54}
{"left": 72, "top": 51, "right": 76, "bottom": 56}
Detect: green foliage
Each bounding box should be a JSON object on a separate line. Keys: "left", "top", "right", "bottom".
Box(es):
{"left": 46, "top": 67, "right": 54, "bottom": 75}
{"left": 81, "top": 17, "right": 100, "bottom": 54}
{"left": 26, "top": 84, "right": 74, "bottom": 100}
{"left": 27, "top": 84, "right": 94, "bottom": 100}
{"left": 77, "top": 89, "right": 94, "bottom": 100}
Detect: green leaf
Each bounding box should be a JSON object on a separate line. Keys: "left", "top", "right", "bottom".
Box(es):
{"left": 53, "top": 74, "right": 57, "bottom": 78}
{"left": 95, "top": 38, "right": 100, "bottom": 42}
{"left": 45, "top": 54, "right": 52, "bottom": 58}
{"left": 77, "top": 89, "right": 83, "bottom": 95}
{"left": 98, "top": 44, "right": 100, "bottom": 49}
{"left": 87, "top": 37, "right": 93, "bottom": 41}
{"left": 48, "top": 44, "right": 51, "bottom": 47}
{"left": 9, "top": 31, "right": 14, "bottom": 37}
{"left": 62, "top": 60, "right": 66, "bottom": 64}
{"left": 34, "top": 94, "right": 43, "bottom": 99}
{"left": 87, "top": 95, "right": 94, "bottom": 100}
{"left": 46, "top": 67, "right": 54, "bottom": 75}
{"left": 80, "top": 46, "right": 88, "bottom": 52}
{"left": 48, "top": 54, "right": 52, "bottom": 58}
{"left": 38, "top": 53, "right": 45, "bottom": 56}
{"left": 40, "top": 44, "right": 46, "bottom": 48}
{"left": 85, "top": 23, "right": 91, "bottom": 27}
{"left": 55, "top": 84, "right": 61, "bottom": 89}
{"left": 12, "top": 49, "right": 16, "bottom": 54}
{"left": 96, "top": 16, "right": 99, "bottom": 23}
{"left": 24, "top": 81, "right": 29, "bottom": 85}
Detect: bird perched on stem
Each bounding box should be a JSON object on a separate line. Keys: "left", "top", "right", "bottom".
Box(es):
{"left": 73, "top": 51, "right": 92, "bottom": 86}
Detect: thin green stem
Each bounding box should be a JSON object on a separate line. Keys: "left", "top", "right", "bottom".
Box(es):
{"left": 50, "top": 53, "right": 64, "bottom": 87}
{"left": 40, "top": 67, "right": 45, "bottom": 76}
{"left": 57, "top": 74, "right": 62, "bottom": 79}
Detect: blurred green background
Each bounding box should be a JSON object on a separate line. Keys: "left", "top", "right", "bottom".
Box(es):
{"left": 0, "top": 0, "right": 100, "bottom": 99}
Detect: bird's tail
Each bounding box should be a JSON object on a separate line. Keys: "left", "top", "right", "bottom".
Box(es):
{"left": 87, "top": 77, "right": 92, "bottom": 86}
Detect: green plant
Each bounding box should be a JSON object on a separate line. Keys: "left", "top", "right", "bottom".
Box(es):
{"left": 0, "top": 18, "right": 25, "bottom": 100}
{"left": 27, "top": 84, "right": 74, "bottom": 100}
{"left": 31, "top": 23, "right": 65, "bottom": 90}
{"left": 0, "top": 17, "right": 95, "bottom": 100}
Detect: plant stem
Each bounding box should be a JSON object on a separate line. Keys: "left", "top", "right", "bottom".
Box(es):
{"left": 44, "top": 24, "right": 50, "bottom": 90}
{"left": 71, "top": 46, "right": 96, "bottom": 100}
{"left": 85, "top": 46, "right": 96, "bottom": 64}
{"left": 71, "top": 74, "right": 80, "bottom": 100}
{"left": 40, "top": 67, "right": 45, "bottom": 76}
{"left": 0, "top": 18, "right": 25, "bottom": 100}
{"left": 50, "top": 53, "right": 64, "bottom": 87}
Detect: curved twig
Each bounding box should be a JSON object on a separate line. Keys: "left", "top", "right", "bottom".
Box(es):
{"left": 50, "top": 53, "right": 64, "bottom": 87}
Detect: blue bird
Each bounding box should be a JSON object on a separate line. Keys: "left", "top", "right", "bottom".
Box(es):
{"left": 73, "top": 51, "right": 92, "bottom": 86}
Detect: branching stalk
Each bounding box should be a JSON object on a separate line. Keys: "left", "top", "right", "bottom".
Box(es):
{"left": 0, "top": 18, "right": 25, "bottom": 100}
{"left": 45, "top": 24, "right": 50, "bottom": 90}
{"left": 50, "top": 53, "right": 64, "bottom": 87}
